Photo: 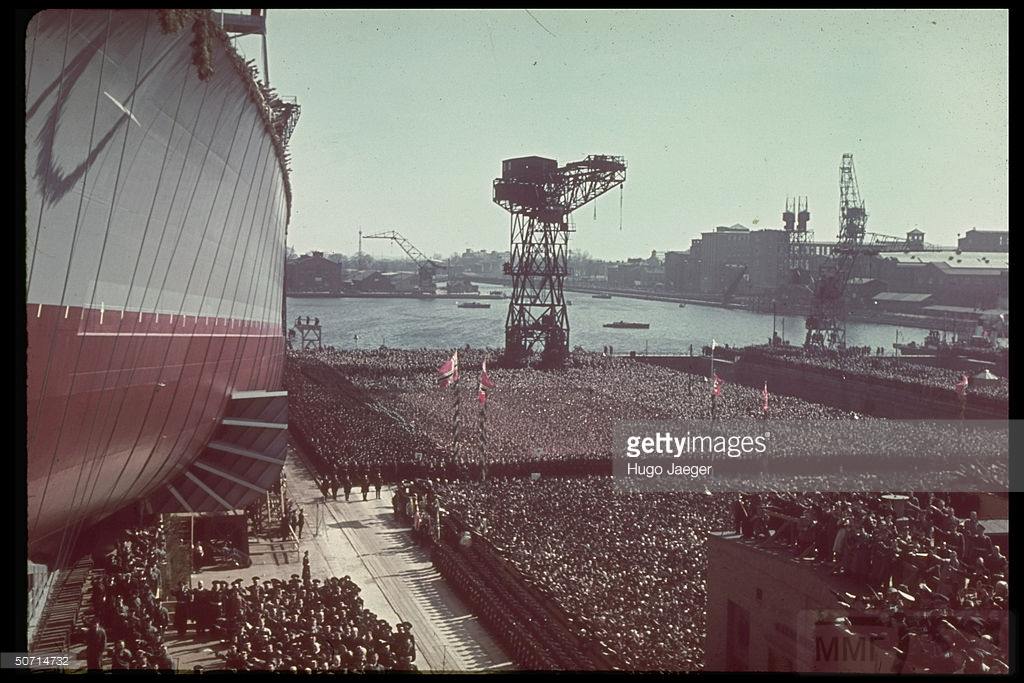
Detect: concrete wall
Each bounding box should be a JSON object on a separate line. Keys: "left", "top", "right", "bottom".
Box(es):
{"left": 627, "top": 355, "right": 733, "bottom": 377}
{"left": 732, "top": 355, "right": 1007, "bottom": 420}
{"left": 626, "top": 353, "right": 1006, "bottom": 419}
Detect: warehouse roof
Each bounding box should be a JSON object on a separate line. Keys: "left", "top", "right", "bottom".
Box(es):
{"left": 884, "top": 251, "right": 1007, "bottom": 268}
{"left": 873, "top": 292, "right": 933, "bottom": 303}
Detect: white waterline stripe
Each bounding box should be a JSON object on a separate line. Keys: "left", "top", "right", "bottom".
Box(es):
{"left": 77, "top": 332, "right": 281, "bottom": 338}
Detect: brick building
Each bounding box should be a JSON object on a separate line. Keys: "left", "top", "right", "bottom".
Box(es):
{"left": 285, "top": 251, "right": 345, "bottom": 294}
{"left": 958, "top": 229, "right": 1008, "bottom": 252}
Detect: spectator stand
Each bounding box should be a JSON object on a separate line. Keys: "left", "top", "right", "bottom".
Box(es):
{"left": 391, "top": 481, "right": 620, "bottom": 670}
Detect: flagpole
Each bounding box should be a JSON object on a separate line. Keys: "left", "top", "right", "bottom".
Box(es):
{"left": 956, "top": 374, "right": 968, "bottom": 421}
{"left": 476, "top": 359, "right": 495, "bottom": 483}
{"left": 710, "top": 340, "right": 716, "bottom": 421}
{"left": 452, "top": 375, "right": 461, "bottom": 456}
{"left": 479, "top": 394, "right": 487, "bottom": 482}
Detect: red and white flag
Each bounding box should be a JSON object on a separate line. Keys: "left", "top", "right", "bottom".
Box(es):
{"left": 712, "top": 373, "right": 723, "bottom": 397}
{"left": 437, "top": 351, "right": 459, "bottom": 387}
{"left": 478, "top": 360, "right": 497, "bottom": 404}
{"left": 955, "top": 374, "right": 969, "bottom": 396}
{"left": 762, "top": 382, "right": 769, "bottom": 412}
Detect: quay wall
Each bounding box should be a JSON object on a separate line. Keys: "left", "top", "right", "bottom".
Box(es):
{"left": 628, "top": 353, "right": 1007, "bottom": 419}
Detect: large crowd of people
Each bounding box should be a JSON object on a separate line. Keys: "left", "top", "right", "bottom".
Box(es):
{"left": 434, "top": 476, "right": 732, "bottom": 670}
{"left": 286, "top": 348, "right": 858, "bottom": 473}
{"left": 287, "top": 348, "right": 1005, "bottom": 490}
{"left": 85, "top": 523, "right": 173, "bottom": 670}
{"left": 433, "top": 477, "right": 1009, "bottom": 672}
{"left": 279, "top": 346, "right": 1011, "bottom": 672}
{"left": 735, "top": 491, "right": 1009, "bottom": 673}
{"left": 178, "top": 569, "right": 416, "bottom": 671}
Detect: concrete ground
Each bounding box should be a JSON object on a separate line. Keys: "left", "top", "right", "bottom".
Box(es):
{"left": 166, "top": 445, "right": 512, "bottom": 672}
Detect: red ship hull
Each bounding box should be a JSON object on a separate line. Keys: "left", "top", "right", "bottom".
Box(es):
{"left": 26, "top": 305, "right": 283, "bottom": 562}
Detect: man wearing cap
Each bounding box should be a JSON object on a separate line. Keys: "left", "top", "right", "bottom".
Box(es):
{"left": 224, "top": 645, "right": 247, "bottom": 670}
{"left": 279, "top": 509, "right": 290, "bottom": 541}
{"left": 391, "top": 622, "right": 415, "bottom": 667}
{"left": 153, "top": 644, "right": 174, "bottom": 671}
{"left": 110, "top": 640, "right": 131, "bottom": 670}
{"left": 174, "top": 581, "right": 192, "bottom": 637}
{"left": 192, "top": 581, "right": 209, "bottom": 635}
{"left": 193, "top": 541, "right": 206, "bottom": 571}
{"left": 85, "top": 619, "right": 107, "bottom": 670}
{"left": 155, "top": 600, "right": 170, "bottom": 635}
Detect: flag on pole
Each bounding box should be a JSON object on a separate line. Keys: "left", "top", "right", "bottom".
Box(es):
{"left": 762, "top": 382, "right": 769, "bottom": 412}
{"left": 712, "top": 373, "right": 723, "bottom": 397}
{"left": 477, "top": 360, "right": 497, "bottom": 404}
{"left": 955, "top": 374, "right": 969, "bottom": 396}
{"left": 477, "top": 359, "right": 496, "bottom": 481}
{"left": 437, "top": 351, "right": 459, "bottom": 387}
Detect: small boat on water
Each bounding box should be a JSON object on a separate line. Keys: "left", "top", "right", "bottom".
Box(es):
{"left": 603, "top": 321, "right": 650, "bottom": 329}
{"left": 593, "top": 293, "right": 613, "bottom": 299}
{"left": 678, "top": 303, "right": 687, "bottom": 308}
{"left": 458, "top": 302, "right": 491, "bottom": 309}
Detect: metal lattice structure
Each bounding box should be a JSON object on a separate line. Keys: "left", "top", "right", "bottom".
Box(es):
{"left": 363, "top": 230, "right": 446, "bottom": 291}
{"left": 493, "top": 155, "right": 626, "bottom": 365}
{"left": 296, "top": 321, "right": 322, "bottom": 350}
{"left": 804, "top": 154, "right": 875, "bottom": 349}
{"left": 784, "top": 196, "right": 813, "bottom": 277}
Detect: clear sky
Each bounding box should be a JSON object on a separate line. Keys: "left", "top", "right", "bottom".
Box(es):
{"left": 231, "top": 9, "right": 1008, "bottom": 261}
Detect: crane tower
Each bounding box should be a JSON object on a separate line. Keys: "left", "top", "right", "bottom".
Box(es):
{"left": 494, "top": 155, "right": 626, "bottom": 366}
{"left": 804, "top": 153, "right": 872, "bottom": 349}
{"left": 363, "top": 230, "right": 447, "bottom": 293}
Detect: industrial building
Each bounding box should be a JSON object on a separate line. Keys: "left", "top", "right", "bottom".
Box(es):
{"left": 865, "top": 251, "right": 1008, "bottom": 310}
{"left": 658, "top": 222, "right": 1007, "bottom": 316}
{"left": 343, "top": 270, "right": 424, "bottom": 294}
{"left": 451, "top": 249, "right": 509, "bottom": 276}
{"left": 662, "top": 226, "right": 791, "bottom": 297}
{"left": 607, "top": 251, "right": 663, "bottom": 289}
{"left": 958, "top": 228, "right": 1008, "bottom": 252}
{"left": 285, "top": 250, "right": 345, "bottom": 294}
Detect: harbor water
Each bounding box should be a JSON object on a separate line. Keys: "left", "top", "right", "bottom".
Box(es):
{"left": 287, "top": 285, "right": 920, "bottom": 354}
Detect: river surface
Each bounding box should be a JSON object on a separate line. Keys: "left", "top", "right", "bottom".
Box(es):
{"left": 287, "top": 284, "right": 924, "bottom": 354}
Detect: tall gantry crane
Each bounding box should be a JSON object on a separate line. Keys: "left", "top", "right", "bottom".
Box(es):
{"left": 804, "top": 153, "right": 877, "bottom": 349}
{"left": 362, "top": 230, "right": 447, "bottom": 292}
{"left": 493, "top": 155, "right": 627, "bottom": 366}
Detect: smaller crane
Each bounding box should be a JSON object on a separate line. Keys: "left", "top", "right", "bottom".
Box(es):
{"left": 362, "top": 230, "right": 446, "bottom": 293}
